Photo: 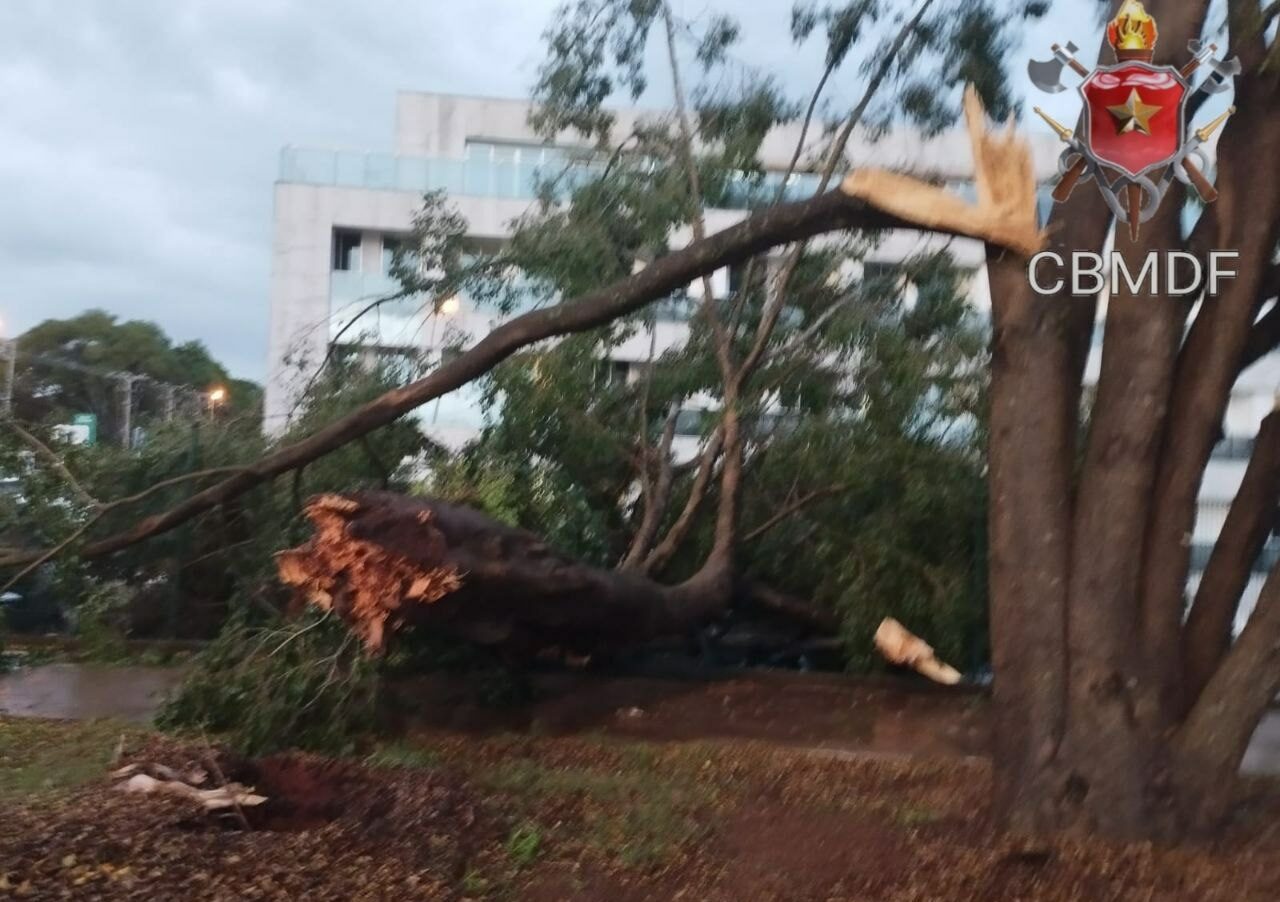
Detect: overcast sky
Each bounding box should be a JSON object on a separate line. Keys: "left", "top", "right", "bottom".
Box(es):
{"left": 0, "top": 1, "right": 1107, "bottom": 381}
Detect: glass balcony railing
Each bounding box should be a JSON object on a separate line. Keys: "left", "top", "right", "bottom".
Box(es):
{"left": 281, "top": 146, "right": 834, "bottom": 208}
{"left": 279, "top": 146, "right": 1027, "bottom": 216}
{"left": 330, "top": 270, "right": 404, "bottom": 306}
{"left": 281, "top": 147, "right": 598, "bottom": 201}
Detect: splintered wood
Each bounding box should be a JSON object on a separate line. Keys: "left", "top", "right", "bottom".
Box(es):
{"left": 111, "top": 763, "right": 267, "bottom": 811}
{"left": 276, "top": 495, "right": 463, "bottom": 653}
{"left": 874, "top": 618, "right": 963, "bottom": 685}
{"left": 839, "top": 87, "right": 1044, "bottom": 258}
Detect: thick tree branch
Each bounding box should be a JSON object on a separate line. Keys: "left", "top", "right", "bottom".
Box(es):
{"left": 641, "top": 426, "right": 725, "bottom": 574}
{"left": 619, "top": 403, "right": 680, "bottom": 570}
{"left": 1181, "top": 410, "right": 1280, "bottom": 706}
{"left": 279, "top": 493, "right": 730, "bottom": 656}
{"left": 1174, "top": 556, "right": 1280, "bottom": 827}
{"left": 1139, "top": 77, "right": 1280, "bottom": 702}
{"left": 1239, "top": 266, "right": 1280, "bottom": 373}
{"left": 1242, "top": 302, "right": 1280, "bottom": 374}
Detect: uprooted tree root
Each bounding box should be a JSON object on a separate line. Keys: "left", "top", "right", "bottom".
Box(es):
{"left": 276, "top": 494, "right": 463, "bottom": 653}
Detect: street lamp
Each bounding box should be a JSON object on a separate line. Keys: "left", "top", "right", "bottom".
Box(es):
{"left": 206, "top": 386, "right": 227, "bottom": 419}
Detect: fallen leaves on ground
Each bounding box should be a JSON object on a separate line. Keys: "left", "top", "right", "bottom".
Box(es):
{"left": 3, "top": 718, "right": 1280, "bottom": 900}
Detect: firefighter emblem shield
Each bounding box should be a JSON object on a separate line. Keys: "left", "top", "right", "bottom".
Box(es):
{"left": 1081, "top": 62, "right": 1187, "bottom": 179}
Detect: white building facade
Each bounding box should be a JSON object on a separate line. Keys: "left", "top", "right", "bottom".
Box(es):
{"left": 265, "top": 90, "right": 1277, "bottom": 624}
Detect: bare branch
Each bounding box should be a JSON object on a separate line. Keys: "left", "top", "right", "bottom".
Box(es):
{"left": 1239, "top": 267, "right": 1280, "bottom": 374}
{"left": 0, "top": 512, "right": 103, "bottom": 593}
{"left": 620, "top": 403, "right": 680, "bottom": 570}
{"left": 661, "top": 3, "right": 736, "bottom": 381}
{"left": 739, "top": 0, "right": 941, "bottom": 384}
{"left": 3, "top": 419, "right": 100, "bottom": 510}
{"left": 641, "top": 425, "right": 725, "bottom": 573}
{"left": 1181, "top": 409, "right": 1280, "bottom": 705}
{"left": 742, "top": 484, "right": 852, "bottom": 543}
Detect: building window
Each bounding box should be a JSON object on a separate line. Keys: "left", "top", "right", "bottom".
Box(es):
{"left": 333, "top": 230, "right": 362, "bottom": 272}
{"left": 863, "top": 262, "right": 901, "bottom": 283}
{"left": 597, "top": 360, "right": 631, "bottom": 388}
{"left": 381, "top": 236, "right": 403, "bottom": 275}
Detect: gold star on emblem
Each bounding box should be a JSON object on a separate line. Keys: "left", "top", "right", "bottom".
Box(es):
{"left": 1107, "top": 88, "right": 1163, "bottom": 136}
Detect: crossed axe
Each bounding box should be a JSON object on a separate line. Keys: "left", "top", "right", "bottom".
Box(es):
{"left": 1028, "top": 40, "right": 1240, "bottom": 207}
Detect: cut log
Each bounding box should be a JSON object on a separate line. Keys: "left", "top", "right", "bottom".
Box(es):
{"left": 276, "top": 492, "right": 728, "bottom": 657}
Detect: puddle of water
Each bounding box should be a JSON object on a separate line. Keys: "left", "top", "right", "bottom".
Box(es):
{"left": 0, "top": 663, "right": 185, "bottom": 723}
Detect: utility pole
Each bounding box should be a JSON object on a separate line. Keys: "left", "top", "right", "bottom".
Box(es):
{"left": 118, "top": 373, "right": 141, "bottom": 448}
{"left": 0, "top": 338, "right": 14, "bottom": 418}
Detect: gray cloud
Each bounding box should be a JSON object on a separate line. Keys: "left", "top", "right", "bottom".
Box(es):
{"left": 0, "top": 0, "right": 560, "bottom": 379}
{"left": 0, "top": 0, "right": 1082, "bottom": 381}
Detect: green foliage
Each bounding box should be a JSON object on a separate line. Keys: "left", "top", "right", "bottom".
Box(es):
{"left": 506, "top": 822, "right": 543, "bottom": 866}
{"left": 71, "top": 580, "right": 133, "bottom": 662}
{"left": 280, "top": 352, "right": 428, "bottom": 497}
{"left": 531, "top": 0, "right": 662, "bottom": 142}
{"left": 156, "top": 611, "right": 381, "bottom": 755}
{"left": 11, "top": 309, "right": 260, "bottom": 437}
{"left": 2, "top": 339, "right": 428, "bottom": 648}
{"left": 425, "top": 428, "right": 617, "bottom": 565}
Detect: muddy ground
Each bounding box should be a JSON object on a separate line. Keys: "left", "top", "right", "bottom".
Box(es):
{"left": 3, "top": 676, "right": 1280, "bottom": 900}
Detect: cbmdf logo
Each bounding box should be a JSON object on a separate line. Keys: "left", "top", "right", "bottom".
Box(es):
{"left": 1028, "top": 0, "right": 1239, "bottom": 240}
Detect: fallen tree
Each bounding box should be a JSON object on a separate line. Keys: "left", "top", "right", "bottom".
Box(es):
{"left": 276, "top": 493, "right": 727, "bottom": 657}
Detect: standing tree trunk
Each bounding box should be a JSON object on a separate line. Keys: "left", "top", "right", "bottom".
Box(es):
{"left": 983, "top": 0, "right": 1280, "bottom": 838}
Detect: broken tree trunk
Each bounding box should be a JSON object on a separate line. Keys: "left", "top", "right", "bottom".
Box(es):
{"left": 276, "top": 493, "right": 728, "bottom": 657}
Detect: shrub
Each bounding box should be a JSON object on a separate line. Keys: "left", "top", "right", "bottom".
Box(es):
{"left": 156, "top": 610, "right": 382, "bottom": 755}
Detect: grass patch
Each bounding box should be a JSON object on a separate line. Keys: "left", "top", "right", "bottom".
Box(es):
{"left": 0, "top": 717, "right": 142, "bottom": 801}
{"left": 892, "top": 804, "right": 940, "bottom": 827}
{"left": 506, "top": 822, "right": 541, "bottom": 866}
{"left": 479, "top": 750, "right": 709, "bottom": 868}
{"left": 366, "top": 741, "right": 442, "bottom": 770}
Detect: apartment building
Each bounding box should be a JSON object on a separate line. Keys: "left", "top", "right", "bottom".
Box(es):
{"left": 265, "top": 90, "right": 1276, "bottom": 624}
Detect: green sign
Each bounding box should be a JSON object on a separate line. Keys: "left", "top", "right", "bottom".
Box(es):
{"left": 71, "top": 413, "right": 98, "bottom": 446}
